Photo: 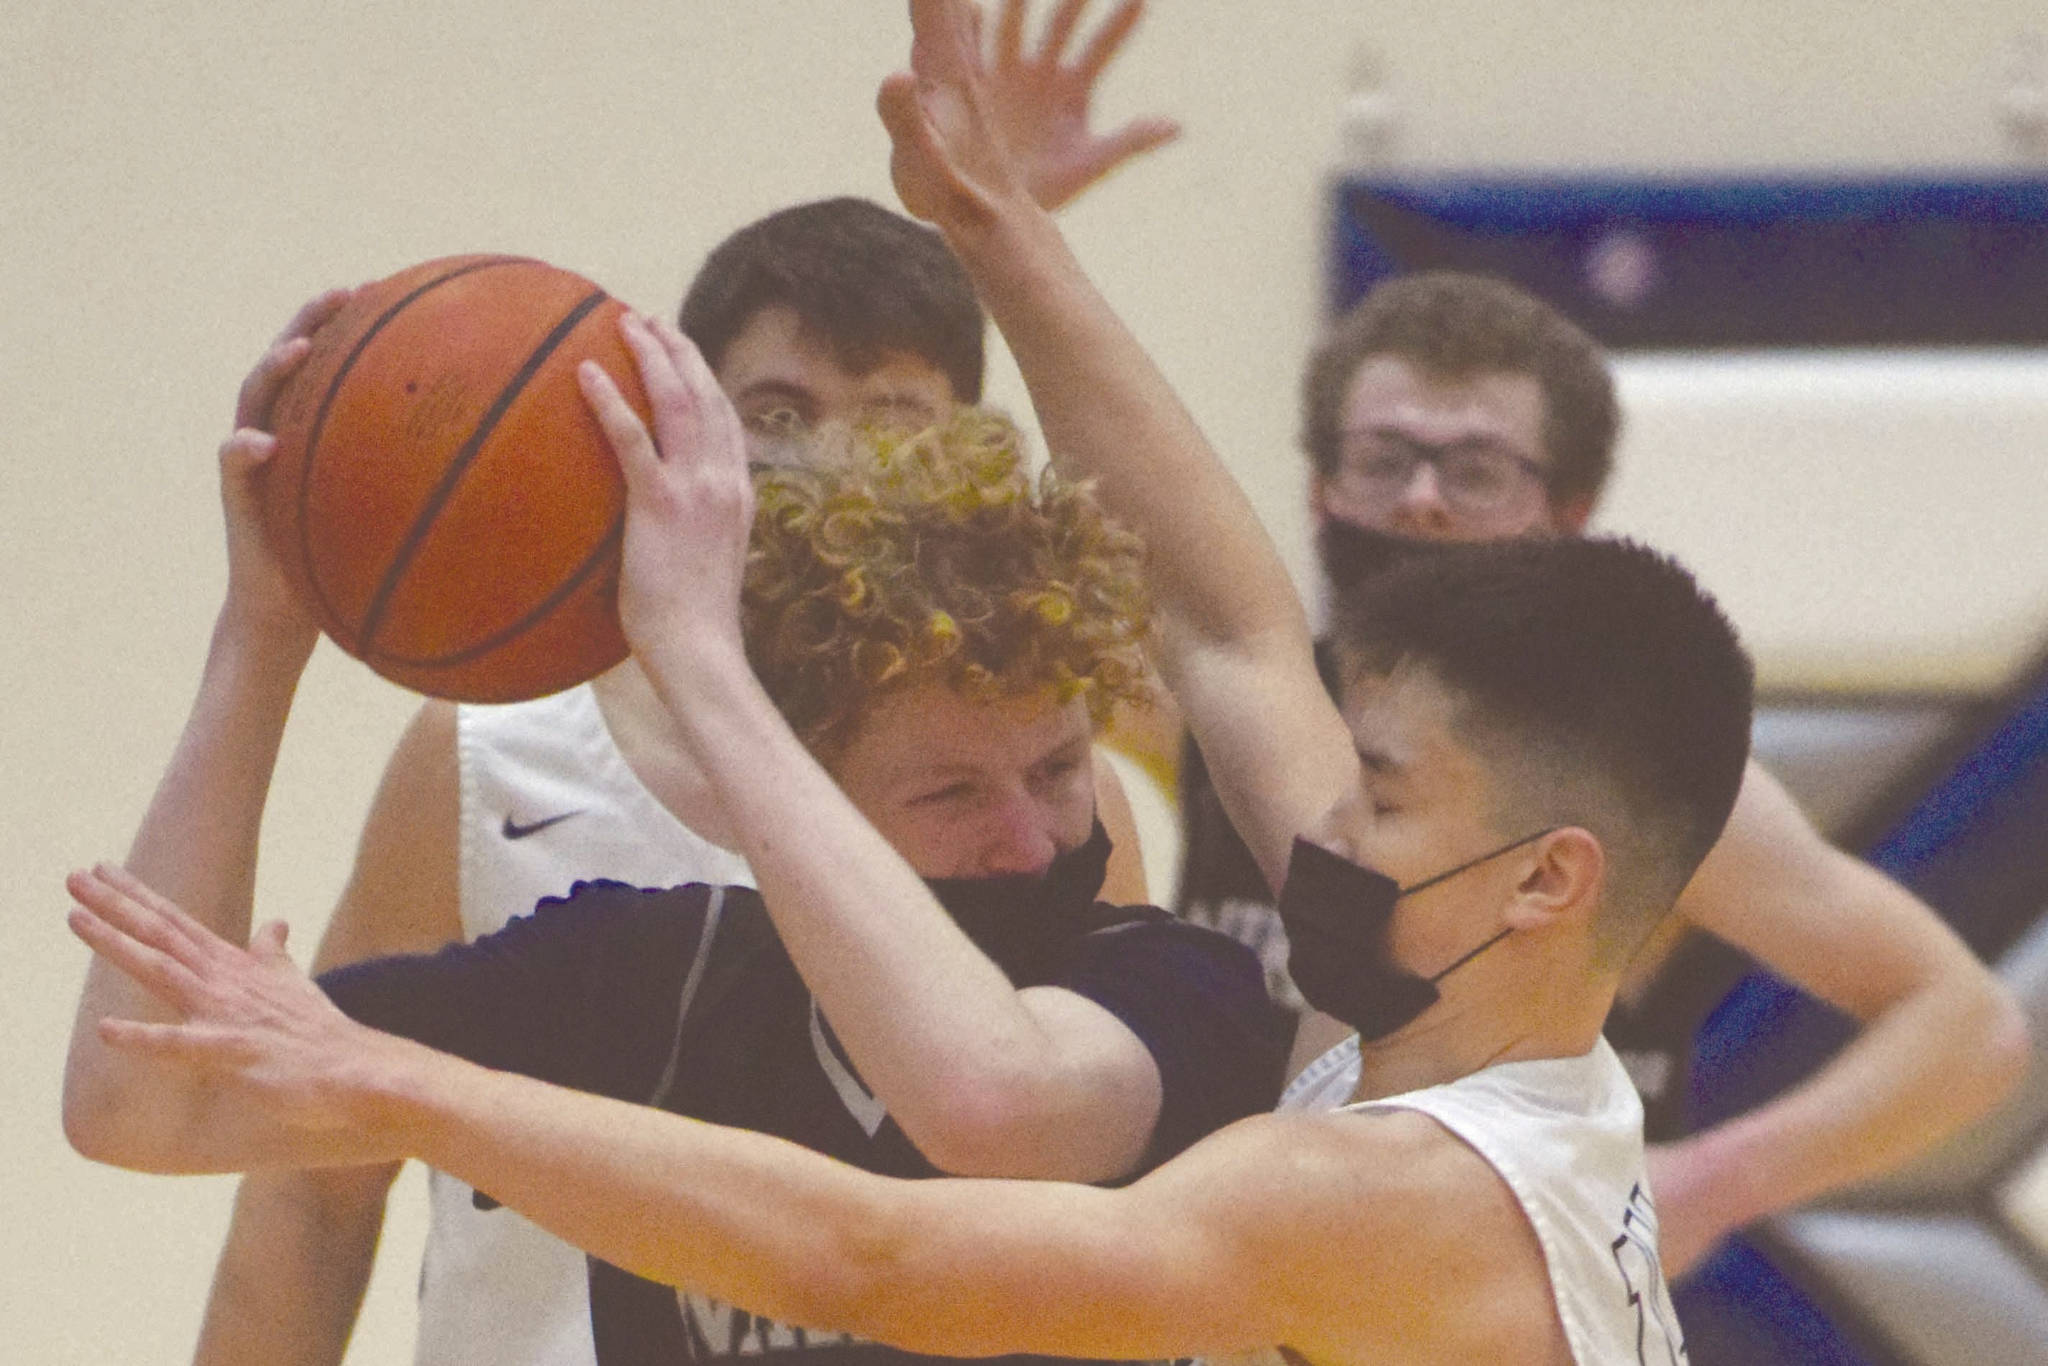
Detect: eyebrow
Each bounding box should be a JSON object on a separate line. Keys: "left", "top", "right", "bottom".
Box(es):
{"left": 1346, "top": 427, "right": 1536, "bottom": 460}
{"left": 732, "top": 379, "right": 819, "bottom": 409}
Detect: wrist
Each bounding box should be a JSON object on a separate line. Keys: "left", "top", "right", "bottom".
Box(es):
{"left": 349, "top": 1030, "right": 467, "bottom": 1158}
{"left": 212, "top": 600, "right": 320, "bottom": 672}
{"left": 635, "top": 634, "right": 785, "bottom": 761}
{"left": 933, "top": 187, "right": 1058, "bottom": 265}
{"left": 1657, "top": 1126, "right": 1779, "bottom": 1228}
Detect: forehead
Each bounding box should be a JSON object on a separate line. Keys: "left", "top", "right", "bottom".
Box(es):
{"left": 714, "top": 303, "right": 956, "bottom": 407}
{"left": 1340, "top": 354, "right": 1547, "bottom": 455}
{"left": 1338, "top": 659, "right": 1493, "bottom": 805}
{"left": 832, "top": 683, "right": 1092, "bottom": 783}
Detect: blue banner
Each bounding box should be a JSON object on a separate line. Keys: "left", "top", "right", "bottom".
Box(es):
{"left": 1330, "top": 175, "right": 2048, "bottom": 348}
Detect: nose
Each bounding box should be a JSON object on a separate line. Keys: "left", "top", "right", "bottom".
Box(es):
{"left": 976, "top": 790, "right": 1061, "bottom": 877}
{"left": 1388, "top": 460, "right": 1454, "bottom": 532}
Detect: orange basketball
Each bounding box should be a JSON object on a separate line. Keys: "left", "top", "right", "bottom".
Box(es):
{"left": 264, "top": 255, "right": 650, "bottom": 703}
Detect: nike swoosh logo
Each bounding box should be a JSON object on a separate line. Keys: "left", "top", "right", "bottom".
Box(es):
{"left": 501, "top": 809, "right": 584, "bottom": 840}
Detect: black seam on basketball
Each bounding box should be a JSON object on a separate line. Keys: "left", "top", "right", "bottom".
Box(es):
{"left": 297, "top": 256, "right": 535, "bottom": 647}
{"left": 367, "top": 510, "right": 623, "bottom": 670}
{"left": 354, "top": 286, "right": 613, "bottom": 658}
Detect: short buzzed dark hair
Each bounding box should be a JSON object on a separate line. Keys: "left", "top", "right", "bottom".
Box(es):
{"left": 1332, "top": 537, "right": 1752, "bottom": 956}
{"left": 1302, "top": 272, "right": 1619, "bottom": 512}
{"left": 678, "top": 197, "right": 986, "bottom": 403}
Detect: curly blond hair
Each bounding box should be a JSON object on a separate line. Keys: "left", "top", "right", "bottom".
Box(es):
{"left": 742, "top": 408, "right": 1152, "bottom": 757}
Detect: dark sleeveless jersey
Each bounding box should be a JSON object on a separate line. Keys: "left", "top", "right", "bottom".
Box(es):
{"left": 322, "top": 877, "right": 1290, "bottom": 1366}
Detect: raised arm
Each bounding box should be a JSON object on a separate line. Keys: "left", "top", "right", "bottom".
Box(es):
{"left": 62, "top": 291, "right": 375, "bottom": 1174}
{"left": 193, "top": 701, "right": 461, "bottom": 1366}
{"left": 879, "top": 0, "right": 1362, "bottom": 890}
{"left": 1646, "top": 760, "right": 2029, "bottom": 1273}
{"left": 578, "top": 313, "right": 1189, "bottom": 1182}
{"left": 985, "top": 0, "right": 1181, "bottom": 211}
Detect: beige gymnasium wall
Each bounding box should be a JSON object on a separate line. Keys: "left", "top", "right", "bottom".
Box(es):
{"left": 7, "top": 3, "right": 2046, "bottom": 1360}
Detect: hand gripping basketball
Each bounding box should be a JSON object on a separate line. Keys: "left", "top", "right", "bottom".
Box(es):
{"left": 577, "top": 314, "right": 755, "bottom": 676}
{"left": 260, "top": 256, "right": 653, "bottom": 702}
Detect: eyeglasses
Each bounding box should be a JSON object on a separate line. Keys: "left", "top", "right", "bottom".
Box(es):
{"left": 1329, "top": 433, "right": 1550, "bottom": 515}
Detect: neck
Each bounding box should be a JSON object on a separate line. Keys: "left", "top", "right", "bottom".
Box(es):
{"left": 589, "top": 661, "right": 740, "bottom": 849}
{"left": 1347, "top": 952, "right": 1617, "bottom": 1103}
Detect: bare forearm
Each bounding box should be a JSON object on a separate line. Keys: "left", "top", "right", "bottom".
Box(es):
{"left": 1667, "top": 965, "right": 2027, "bottom": 1224}
{"left": 398, "top": 1053, "right": 1201, "bottom": 1361}
{"left": 633, "top": 641, "right": 1093, "bottom": 1172}
{"left": 394, "top": 1048, "right": 899, "bottom": 1337}
{"left": 397, "top": 1046, "right": 1278, "bottom": 1364}
{"left": 66, "top": 611, "right": 313, "bottom": 1156}
{"left": 194, "top": 1165, "right": 398, "bottom": 1366}
{"left": 1666, "top": 767, "right": 2032, "bottom": 1225}
{"left": 126, "top": 608, "right": 313, "bottom": 917}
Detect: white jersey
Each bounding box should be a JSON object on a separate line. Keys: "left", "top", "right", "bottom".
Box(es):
{"left": 1276, "top": 1035, "right": 1686, "bottom": 1366}
{"left": 414, "top": 684, "right": 752, "bottom": 1366}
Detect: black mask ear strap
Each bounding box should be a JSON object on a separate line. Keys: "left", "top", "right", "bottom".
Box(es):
{"left": 1426, "top": 924, "right": 1514, "bottom": 986}
{"left": 1397, "top": 825, "right": 1560, "bottom": 898}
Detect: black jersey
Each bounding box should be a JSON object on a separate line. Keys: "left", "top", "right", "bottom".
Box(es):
{"left": 322, "top": 870, "right": 1289, "bottom": 1366}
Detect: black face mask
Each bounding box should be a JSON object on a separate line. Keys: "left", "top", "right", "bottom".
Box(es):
{"left": 1275, "top": 829, "right": 1554, "bottom": 1041}
{"left": 1315, "top": 518, "right": 1456, "bottom": 596}
{"left": 922, "top": 820, "right": 1113, "bottom": 972}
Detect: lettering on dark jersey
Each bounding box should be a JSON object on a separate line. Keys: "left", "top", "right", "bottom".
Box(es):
{"left": 675, "top": 1291, "right": 867, "bottom": 1358}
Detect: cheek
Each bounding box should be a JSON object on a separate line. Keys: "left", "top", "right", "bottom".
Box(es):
{"left": 860, "top": 800, "right": 959, "bottom": 880}
{"left": 1061, "top": 767, "right": 1101, "bottom": 840}
{"left": 1318, "top": 483, "right": 1397, "bottom": 532}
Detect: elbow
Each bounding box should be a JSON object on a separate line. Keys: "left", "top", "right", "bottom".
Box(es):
{"left": 892, "top": 1064, "right": 1099, "bottom": 1179}
{"left": 1974, "top": 978, "right": 2032, "bottom": 1114}
{"left": 61, "top": 1055, "right": 191, "bottom": 1174}
{"left": 895, "top": 1073, "right": 1142, "bottom": 1182}
{"left": 893, "top": 1077, "right": 1043, "bottom": 1177}
{"left": 62, "top": 1072, "right": 142, "bottom": 1170}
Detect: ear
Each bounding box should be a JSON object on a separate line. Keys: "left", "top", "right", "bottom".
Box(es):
{"left": 1504, "top": 826, "right": 1604, "bottom": 931}
{"left": 1549, "top": 492, "right": 1596, "bottom": 535}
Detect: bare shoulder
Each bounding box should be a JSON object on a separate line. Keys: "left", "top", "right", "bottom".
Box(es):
{"left": 1251, "top": 1108, "right": 1571, "bottom": 1366}
{"left": 311, "top": 699, "right": 463, "bottom": 970}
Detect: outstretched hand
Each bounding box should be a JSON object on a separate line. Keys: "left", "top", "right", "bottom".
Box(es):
{"left": 578, "top": 313, "right": 755, "bottom": 675}
{"left": 879, "top": 0, "right": 1039, "bottom": 231}
{"left": 986, "top": 0, "right": 1179, "bottom": 211}
{"left": 220, "top": 289, "right": 352, "bottom": 648}
{"left": 66, "top": 862, "right": 398, "bottom": 1139}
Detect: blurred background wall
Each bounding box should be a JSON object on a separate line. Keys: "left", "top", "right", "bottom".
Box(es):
{"left": 7, "top": 3, "right": 2045, "bottom": 1360}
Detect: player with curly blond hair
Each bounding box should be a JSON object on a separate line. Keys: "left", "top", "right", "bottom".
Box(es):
{"left": 744, "top": 409, "right": 1152, "bottom": 755}
{"left": 64, "top": 309, "right": 1291, "bottom": 1366}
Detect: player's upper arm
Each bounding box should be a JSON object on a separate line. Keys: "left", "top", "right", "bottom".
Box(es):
{"left": 1165, "top": 622, "right": 1365, "bottom": 895}
{"left": 311, "top": 700, "right": 463, "bottom": 972}
{"left": 833, "top": 1109, "right": 1527, "bottom": 1363}
{"left": 1674, "top": 759, "right": 1983, "bottom": 1019}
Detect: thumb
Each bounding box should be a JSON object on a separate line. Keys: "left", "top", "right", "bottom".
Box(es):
{"left": 251, "top": 918, "right": 293, "bottom": 960}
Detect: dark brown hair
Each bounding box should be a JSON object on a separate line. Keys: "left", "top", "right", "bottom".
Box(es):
{"left": 1302, "top": 272, "right": 1618, "bottom": 511}
{"left": 679, "top": 197, "right": 986, "bottom": 403}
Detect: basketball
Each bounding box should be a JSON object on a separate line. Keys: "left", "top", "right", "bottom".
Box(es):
{"left": 262, "top": 254, "right": 651, "bottom": 703}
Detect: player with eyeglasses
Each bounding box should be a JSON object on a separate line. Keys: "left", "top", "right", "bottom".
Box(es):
{"left": 1324, "top": 429, "right": 1553, "bottom": 526}
{"left": 1174, "top": 268, "right": 2024, "bottom": 1282}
